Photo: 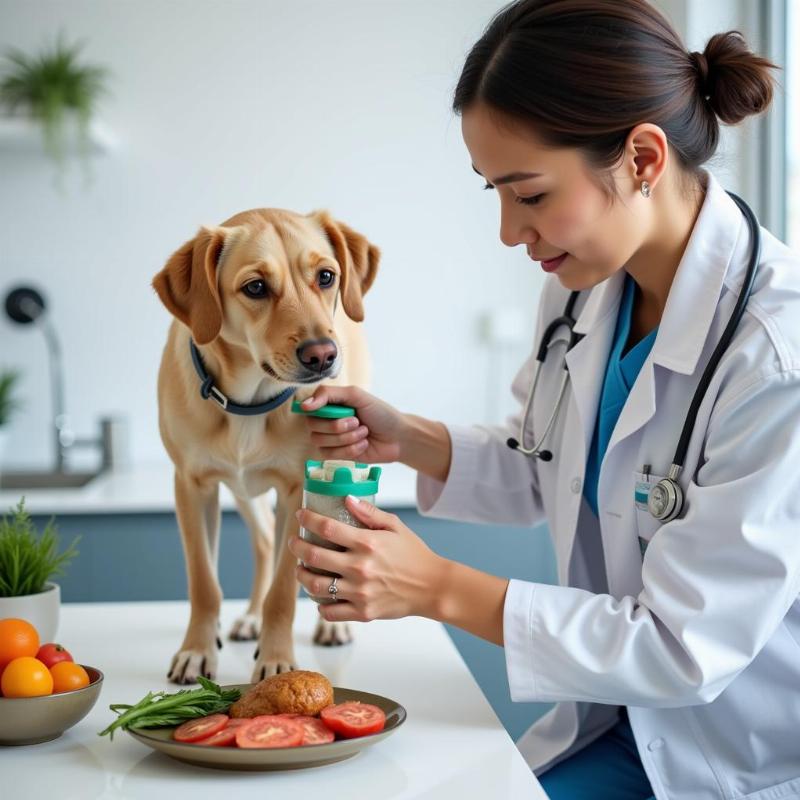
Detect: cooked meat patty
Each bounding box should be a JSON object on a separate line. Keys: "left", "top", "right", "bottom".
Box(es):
{"left": 229, "top": 670, "right": 334, "bottom": 718}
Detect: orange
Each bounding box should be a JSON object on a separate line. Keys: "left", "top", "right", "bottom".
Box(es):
{"left": 0, "top": 618, "right": 40, "bottom": 672}
{"left": 50, "top": 661, "right": 90, "bottom": 694}
{"left": 1, "top": 656, "right": 53, "bottom": 697}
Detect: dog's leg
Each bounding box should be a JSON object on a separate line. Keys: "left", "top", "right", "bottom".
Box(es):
{"left": 168, "top": 472, "right": 223, "bottom": 685}
{"left": 228, "top": 492, "right": 276, "bottom": 641}
{"left": 251, "top": 492, "right": 302, "bottom": 681}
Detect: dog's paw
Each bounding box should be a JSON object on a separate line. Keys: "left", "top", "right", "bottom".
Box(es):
{"left": 168, "top": 647, "right": 219, "bottom": 685}
{"left": 228, "top": 613, "right": 260, "bottom": 641}
{"left": 250, "top": 645, "right": 297, "bottom": 683}
{"left": 313, "top": 618, "right": 353, "bottom": 647}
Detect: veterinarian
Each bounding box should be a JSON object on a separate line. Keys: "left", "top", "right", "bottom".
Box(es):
{"left": 288, "top": 2, "right": 800, "bottom": 798}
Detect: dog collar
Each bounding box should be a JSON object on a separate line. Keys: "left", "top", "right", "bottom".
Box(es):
{"left": 189, "top": 339, "right": 296, "bottom": 416}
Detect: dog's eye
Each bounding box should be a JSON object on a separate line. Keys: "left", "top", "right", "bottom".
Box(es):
{"left": 318, "top": 270, "right": 335, "bottom": 288}
{"left": 243, "top": 280, "right": 268, "bottom": 298}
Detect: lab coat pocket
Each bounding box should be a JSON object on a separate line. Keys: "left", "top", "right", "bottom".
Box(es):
{"left": 632, "top": 470, "right": 664, "bottom": 559}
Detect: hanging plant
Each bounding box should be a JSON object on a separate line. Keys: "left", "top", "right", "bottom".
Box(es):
{"left": 0, "top": 32, "right": 110, "bottom": 177}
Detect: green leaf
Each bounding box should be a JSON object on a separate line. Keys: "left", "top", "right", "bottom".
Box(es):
{"left": 0, "top": 499, "right": 80, "bottom": 597}
{"left": 0, "top": 30, "right": 111, "bottom": 176}
{"left": 98, "top": 682, "right": 241, "bottom": 741}
{"left": 0, "top": 368, "right": 21, "bottom": 426}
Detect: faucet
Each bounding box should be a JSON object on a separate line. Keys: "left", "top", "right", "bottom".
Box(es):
{"left": 3, "top": 285, "right": 125, "bottom": 473}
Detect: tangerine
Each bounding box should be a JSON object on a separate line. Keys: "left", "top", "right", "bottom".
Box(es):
{"left": 0, "top": 618, "right": 40, "bottom": 672}
{"left": 50, "top": 661, "right": 90, "bottom": 694}
{"left": 1, "top": 656, "right": 53, "bottom": 697}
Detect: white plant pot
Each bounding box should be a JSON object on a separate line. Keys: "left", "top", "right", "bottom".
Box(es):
{"left": 0, "top": 582, "right": 60, "bottom": 643}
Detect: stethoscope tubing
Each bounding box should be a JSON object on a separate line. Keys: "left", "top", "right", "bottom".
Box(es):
{"left": 668, "top": 192, "right": 761, "bottom": 473}
{"left": 509, "top": 190, "right": 761, "bottom": 520}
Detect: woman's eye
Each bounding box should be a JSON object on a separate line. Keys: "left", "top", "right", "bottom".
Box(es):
{"left": 515, "top": 193, "right": 546, "bottom": 206}
{"left": 243, "top": 280, "right": 268, "bottom": 298}
{"left": 318, "top": 270, "right": 335, "bottom": 288}
{"left": 482, "top": 182, "right": 545, "bottom": 207}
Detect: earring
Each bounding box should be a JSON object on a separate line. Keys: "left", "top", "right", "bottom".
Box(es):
{"left": 640, "top": 181, "right": 651, "bottom": 198}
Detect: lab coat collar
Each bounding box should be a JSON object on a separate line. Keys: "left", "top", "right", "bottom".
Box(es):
{"left": 572, "top": 170, "right": 745, "bottom": 376}
{"left": 573, "top": 271, "right": 624, "bottom": 337}
{"left": 650, "top": 170, "right": 745, "bottom": 375}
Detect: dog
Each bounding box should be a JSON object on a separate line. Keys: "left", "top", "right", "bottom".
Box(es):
{"left": 152, "top": 207, "right": 379, "bottom": 684}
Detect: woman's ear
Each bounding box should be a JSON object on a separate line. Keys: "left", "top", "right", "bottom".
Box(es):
{"left": 314, "top": 211, "right": 380, "bottom": 322}
{"left": 152, "top": 225, "right": 235, "bottom": 345}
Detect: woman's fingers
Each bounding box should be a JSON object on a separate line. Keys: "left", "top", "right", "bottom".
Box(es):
{"left": 316, "top": 441, "right": 370, "bottom": 460}
{"left": 344, "top": 495, "right": 399, "bottom": 531}
{"left": 305, "top": 416, "right": 361, "bottom": 435}
{"left": 309, "top": 425, "right": 369, "bottom": 448}
{"left": 293, "top": 509, "right": 364, "bottom": 550}
{"left": 318, "top": 599, "right": 363, "bottom": 622}
{"left": 295, "top": 564, "right": 353, "bottom": 602}
{"left": 288, "top": 532, "right": 350, "bottom": 575}
{"left": 301, "top": 385, "right": 364, "bottom": 412}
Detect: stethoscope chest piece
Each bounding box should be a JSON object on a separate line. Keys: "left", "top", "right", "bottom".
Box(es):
{"left": 647, "top": 477, "right": 684, "bottom": 522}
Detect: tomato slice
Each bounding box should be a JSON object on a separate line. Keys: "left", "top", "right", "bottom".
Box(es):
{"left": 173, "top": 714, "right": 229, "bottom": 743}
{"left": 225, "top": 718, "right": 252, "bottom": 729}
{"left": 293, "top": 715, "right": 336, "bottom": 745}
{"left": 235, "top": 715, "right": 303, "bottom": 749}
{"left": 320, "top": 702, "right": 386, "bottom": 738}
{"left": 197, "top": 726, "right": 239, "bottom": 747}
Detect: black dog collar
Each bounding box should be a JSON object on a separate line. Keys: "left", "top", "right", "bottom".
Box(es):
{"left": 189, "top": 339, "right": 296, "bottom": 416}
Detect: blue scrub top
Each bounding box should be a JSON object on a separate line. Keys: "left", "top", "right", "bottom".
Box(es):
{"left": 584, "top": 275, "right": 658, "bottom": 517}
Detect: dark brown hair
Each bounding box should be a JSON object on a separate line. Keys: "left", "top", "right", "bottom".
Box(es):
{"left": 453, "top": 0, "right": 779, "bottom": 195}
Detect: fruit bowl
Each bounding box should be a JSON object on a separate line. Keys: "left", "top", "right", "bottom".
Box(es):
{"left": 0, "top": 665, "right": 103, "bottom": 746}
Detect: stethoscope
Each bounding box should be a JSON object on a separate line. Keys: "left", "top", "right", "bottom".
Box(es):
{"left": 507, "top": 191, "right": 762, "bottom": 522}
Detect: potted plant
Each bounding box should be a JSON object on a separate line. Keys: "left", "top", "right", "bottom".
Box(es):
{"left": 0, "top": 31, "right": 110, "bottom": 179}
{"left": 0, "top": 499, "right": 79, "bottom": 642}
{"left": 0, "top": 368, "right": 21, "bottom": 473}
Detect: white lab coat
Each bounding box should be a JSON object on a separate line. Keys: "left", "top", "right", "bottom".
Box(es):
{"left": 417, "top": 171, "right": 800, "bottom": 800}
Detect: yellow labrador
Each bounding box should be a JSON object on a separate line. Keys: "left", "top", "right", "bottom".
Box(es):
{"left": 152, "top": 208, "right": 379, "bottom": 683}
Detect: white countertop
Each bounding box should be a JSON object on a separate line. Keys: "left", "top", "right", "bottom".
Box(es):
{"left": 0, "top": 461, "right": 420, "bottom": 515}
{"left": 1, "top": 599, "right": 546, "bottom": 799}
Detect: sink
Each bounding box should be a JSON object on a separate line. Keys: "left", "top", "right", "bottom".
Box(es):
{"left": 0, "top": 471, "right": 102, "bottom": 490}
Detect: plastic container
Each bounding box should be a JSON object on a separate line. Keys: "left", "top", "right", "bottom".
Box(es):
{"left": 301, "top": 459, "right": 382, "bottom": 604}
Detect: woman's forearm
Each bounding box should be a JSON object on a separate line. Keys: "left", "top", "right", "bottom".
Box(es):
{"left": 425, "top": 556, "right": 509, "bottom": 647}
{"left": 397, "top": 416, "right": 509, "bottom": 644}
{"left": 398, "top": 413, "right": 452, "bottom": 483}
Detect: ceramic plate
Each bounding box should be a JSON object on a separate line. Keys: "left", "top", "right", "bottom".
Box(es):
{"left": 127, "top": 685, "right": 406, "bottom": 771}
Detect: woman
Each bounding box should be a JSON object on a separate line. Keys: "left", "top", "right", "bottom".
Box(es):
{"left": 288, "top": 2, "right": 800, "bottom": 798}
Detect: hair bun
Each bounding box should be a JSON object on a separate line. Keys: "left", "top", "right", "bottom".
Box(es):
{"left": 689, "top": 49, "right": 710, "bottom": 96}
{"left": 692, "top": 30, "right": 777, "bottom": 124}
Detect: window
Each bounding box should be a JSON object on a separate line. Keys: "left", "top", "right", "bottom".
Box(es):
{"left": 788, "top": 0, "right": 799, "bottom": 247}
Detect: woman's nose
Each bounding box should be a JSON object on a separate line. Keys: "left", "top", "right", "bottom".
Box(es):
{"left": 499, "top": 208, "right": 538, "bottom": 248}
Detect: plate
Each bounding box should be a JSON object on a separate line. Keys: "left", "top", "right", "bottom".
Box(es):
{"left": 127, "top": 686, "right": 406, "bottom": 771}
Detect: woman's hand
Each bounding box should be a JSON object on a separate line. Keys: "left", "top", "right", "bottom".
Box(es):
{"left": 288, "top": 496, "right": 445, "bottom": 622}
{"left": 298, "top": 385, "right": 407, "bottom": 464}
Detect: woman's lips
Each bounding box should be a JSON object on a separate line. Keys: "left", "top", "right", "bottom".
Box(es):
{"left": 537, "top": 252, "right": 568, "bottom": 273}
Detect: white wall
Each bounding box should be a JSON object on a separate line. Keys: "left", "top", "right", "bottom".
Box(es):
{"left": 0, "top": 0, "right": 541, "bottom": 470}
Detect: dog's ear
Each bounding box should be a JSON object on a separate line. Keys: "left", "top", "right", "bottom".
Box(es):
{"left": 314, "top": 212, "right": 380, "bottom": 322}
{"left": 152, "top": 226, "right": 234, "bottom": 345}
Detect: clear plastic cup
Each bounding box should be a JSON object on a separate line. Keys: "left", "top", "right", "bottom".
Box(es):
{"left": 300, "top": 459, "right": 382, "bottom": 604}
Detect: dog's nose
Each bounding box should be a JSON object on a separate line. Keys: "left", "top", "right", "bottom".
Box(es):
{"left": 296, "top": 338, "right": 338, "bottom": 373}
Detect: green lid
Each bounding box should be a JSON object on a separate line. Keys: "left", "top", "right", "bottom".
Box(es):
{"left": 291, "top": 398, "right": 356, "bottom": 419}
{"left": 304, "top": 459, "right": 382, "bottom": 496}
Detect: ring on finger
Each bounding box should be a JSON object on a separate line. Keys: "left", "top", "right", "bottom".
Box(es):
{"left": 328, "top": 575, "right": 339, "bottom": 601}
